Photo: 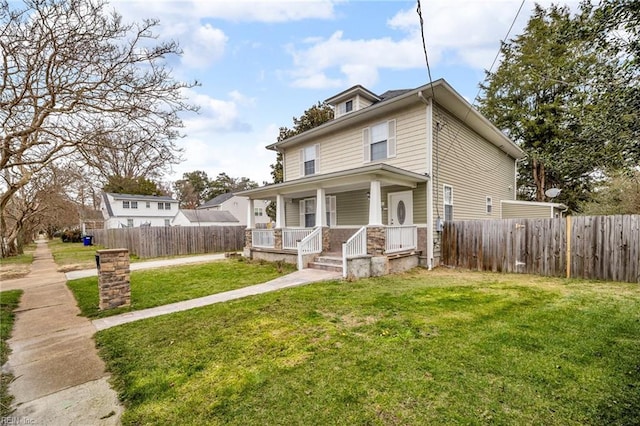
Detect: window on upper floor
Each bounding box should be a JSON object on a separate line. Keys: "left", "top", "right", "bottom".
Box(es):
{"left": 131, "top": 201, "right": 138, "bottom": 209}
{"left": 158, "top": 202, "right": 164, "bottom": 210}
{"left": 146, "top": 201, "right": 150, "bottom": 208}
{"left": 165, "top": 202, "right": 171, "bottom": 210}
{"left": 336, "top": 99, "right": 354, "bottom": 117}
{"left": 444, "top": 185, "right": 453, "bottom": 221}
{"left": 300, "top": 144, "right": 319, "bottom": 176}
{"left": 363, "top": 120, "right": 396, "bottom": 163}
{"left": 345, "top": 100, "right": 353, "bottom": 112}
{"left": 122, "top": 201, "right": 130, "bottom": 209}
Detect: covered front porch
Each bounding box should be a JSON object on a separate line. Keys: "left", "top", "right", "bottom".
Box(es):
{"left": 239, "top": 164, "right": 430, "bottom": 279}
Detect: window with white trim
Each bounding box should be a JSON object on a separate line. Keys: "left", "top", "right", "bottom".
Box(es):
{"left": 254, "top": 207, "right": 263, "bottom": 217}
{"left": 127, "top": 219, "right": 134, "bottom": 227}
{"left": 363, "top": 119, "right": 396, "bottom": 163}
{"left": 122, "top": 201, "right": 130, "bottom": 209}
{"left": 336, "top": 99, "right": 354, "bottom": 117}
{"left": 299, "top": 196, "right": 337, "bottom": 227}
{"left": 164, "top": 219, "right": 171, "bottom": 227}
{"left": 300, "top": 144, "right": 319, "bottom": 176}
{"left": 131, "top": 201, "right": 138, "bottom": 209}
{"left": 300, "top": 198, "right": 316, "bottom": 228}
{"left": 444, "top": 185, "right": 453, "bottom": 221}
{"left": 165, "top": 202, "right": 171, "bottom": 210}
{"left": 146, "top": 201, "right": 150, "bottom": 208}
{"left": 158, "top": 202, "right": 164, "bottom": 210}
{"left": 486, "top": 196, "right": 492, "bottom": 214}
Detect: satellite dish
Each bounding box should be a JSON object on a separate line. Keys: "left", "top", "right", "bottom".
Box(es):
{"left": 545, "top": 188, "right": 562, "bottom": 198}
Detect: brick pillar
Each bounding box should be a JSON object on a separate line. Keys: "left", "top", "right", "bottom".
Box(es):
{"left": 97, "top": 249, "right": 131, "bottom": 310}
{"left": 245, "top": 229, "right": 253, "bottom": 250}
{"left": 274, "top": 228, "right": 283, "bottom": 250}
{"left": 366, "top": 226, "right": 386, "bottom": 255}
{"left": 321, "top": 226, "right": 330, "bottom": 252}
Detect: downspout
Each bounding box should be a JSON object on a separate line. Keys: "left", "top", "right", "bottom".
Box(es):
{"left": 418, "top": 91, "right": 434, "bottom": 270}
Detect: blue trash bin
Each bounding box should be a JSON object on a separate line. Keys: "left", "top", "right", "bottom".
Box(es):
{"left": 83, "top": 236, "right": 93, "bottom": 246}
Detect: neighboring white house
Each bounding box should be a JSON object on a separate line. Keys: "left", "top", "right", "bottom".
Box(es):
{"left": 198, "top": 193, "right": 271, "bottom": 227}
{"left": 100, "top": 192, "right": 179, "bottom": 229}
{"left": 172, "top": 209, "right": 240, "bottom": 227}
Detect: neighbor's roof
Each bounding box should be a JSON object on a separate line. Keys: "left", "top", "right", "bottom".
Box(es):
{"left": 199, "top": 192, "right": 236, "bottom": 209}
{"left": 179, "top": 209, "right": 239, "bottom": 223}
{"left": 269, "top": 79, "right": 524, "bottom": 160}
{"left": 106, "top": 192, "right": 176, "bottom": 202}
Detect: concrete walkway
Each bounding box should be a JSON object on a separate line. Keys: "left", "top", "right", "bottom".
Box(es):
{"left": 93, "top": 268, "right": 341, "bottom": 330}
{"left": 65, "top": 252, "right": 228, "bottom": 280}
{"left": 1, "top": 239, "right": 122, "bottom": 425}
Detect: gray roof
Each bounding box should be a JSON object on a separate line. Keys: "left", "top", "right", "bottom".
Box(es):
{"left": 102, "top": 193, "right": 114, "bottom": 217}
{"left": 106, "top": 192, "right": 176, "bottom": 202}
{"left": 179, "top": 209, "right": 239, "bottom": 223}
{"left": 199, "top": 192, "right": 235, "bottom": 209}
{"left": 378, "top": 89, "right": 412, "bottom": 102}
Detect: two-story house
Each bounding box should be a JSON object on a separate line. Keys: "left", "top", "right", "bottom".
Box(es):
{"left": 100, "top": 192, "right": 179, "bottom": 229}
{"left": 239, "top": 79, "right": 524, "bottom": 278}
{"left": 198, "top": 192, "right": 272, "bottom": 228}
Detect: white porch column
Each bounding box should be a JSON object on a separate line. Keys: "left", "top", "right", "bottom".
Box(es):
{"left": 368, "top": 180, "right": 382, "bottom": 225}
{"left": 315, "top": 188, "right": 326, "bottom": 227}
{"left": 275, "top": 194, "right": 285, "bottom": 228}
{"left": 246, "top": 199, "right": 255, "bottom": 229}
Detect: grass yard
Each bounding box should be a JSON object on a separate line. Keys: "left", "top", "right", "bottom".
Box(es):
{"left": 0, "top": 290, "right": 22, "bottom": 417}
{"left": 96, "top": 269, "right": 640, "bottom": 425}
{"left": 48, "top": 239, "right": 106, "bottom": 272}
{"left": 68, "top": 259, "right": 296, "bottom": 318}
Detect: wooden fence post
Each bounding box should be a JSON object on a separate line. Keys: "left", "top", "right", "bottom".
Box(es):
{"left": 566, "top": 215, "right": 572, "bottom": 279}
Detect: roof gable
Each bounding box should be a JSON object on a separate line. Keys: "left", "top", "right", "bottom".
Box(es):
{"left": 200, "top": 192, "right": 236, "bottom": 208}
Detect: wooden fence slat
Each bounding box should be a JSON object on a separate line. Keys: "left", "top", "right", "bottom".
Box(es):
{"left": 441, "top": 215, "right": 639, "bottom": 284}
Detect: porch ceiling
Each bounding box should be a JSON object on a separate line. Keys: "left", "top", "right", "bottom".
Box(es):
{"left": 239, "top": 164, "right": 429, "bottom": 200}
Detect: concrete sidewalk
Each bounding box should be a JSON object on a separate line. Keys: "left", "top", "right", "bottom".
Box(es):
{"left": 65, "top": 252, "right": 228, "bottom": 280}
{"left": 1, "top": 239, "right": 122, "bottom": 425}
{"left": 93, "top": 268, "right": 341, "bottom": 330}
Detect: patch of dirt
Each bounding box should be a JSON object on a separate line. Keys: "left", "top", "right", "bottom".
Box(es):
{"left": 0, "top": 265, "right": 30, "bottom": 280}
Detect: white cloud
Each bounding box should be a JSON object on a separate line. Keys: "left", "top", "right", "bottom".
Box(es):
{"left": 285, "top": 0, "right": 538, "bottom": 89}
{"left": 181, "top": 24, "right": 228, "bottom": 69}
{"left": 183, "top": 89, "right": 253, "bottom": 133}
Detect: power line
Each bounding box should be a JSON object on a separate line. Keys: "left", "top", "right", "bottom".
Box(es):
{"left": 416, "top": 0, "right": 436, "bottom": 102}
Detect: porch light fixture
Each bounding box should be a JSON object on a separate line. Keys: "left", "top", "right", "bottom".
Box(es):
{"left": 366, "top": 191, "right": 370, "bottom": 200}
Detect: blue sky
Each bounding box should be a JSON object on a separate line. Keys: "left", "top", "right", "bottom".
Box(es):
{"left": 112, "top": 0, "right": 575, "bottom": 185}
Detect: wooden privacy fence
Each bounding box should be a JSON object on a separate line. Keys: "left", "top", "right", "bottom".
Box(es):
{"left": 441, "top": 215, "right": 640, "bottom": 283}
{"left": 91, "top": 226, "right": 245, "bottom": 259}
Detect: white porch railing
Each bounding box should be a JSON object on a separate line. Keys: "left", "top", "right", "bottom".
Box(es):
{"left": 283, "top": 228, "right": 314, "bottom": 250}
{"left": 297, "top": 227, "right": 322, "bottom": 270}
{"left": 385, "top": 225, "right": 417, "bottom": 253}
{"left": 252, "top": 229, "right": 274, "bottom": 248}
{"left": 342, "top": 226, "right": 367, "bottom": 278}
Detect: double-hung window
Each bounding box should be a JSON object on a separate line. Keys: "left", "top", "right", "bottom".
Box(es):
{"left": 131, "top": 201, "right": 138, "bottom": 209}
{"left": 122, "top": 201, "right": 130, "bottom": 209}
{"left": 363, "top": 120, "right": 396, "bottom": 162}
{"left": 158, "top": 202, "right": 164, "bottom": 210}
{"left": 444, "top": 185, "right": 453, "bottom": 221}
{"left": 300, "top": 144, "right": 319, "bottom": 176}
{"left": 299, "top": 196, "right": 337, "bottom": 227}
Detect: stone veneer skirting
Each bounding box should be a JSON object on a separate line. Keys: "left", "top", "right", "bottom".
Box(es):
{"left": 97, "top": 248, "right": 131, "bottom": 310}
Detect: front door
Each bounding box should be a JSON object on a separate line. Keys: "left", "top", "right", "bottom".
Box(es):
{"left": 388, "top": 191, "right": 413, "bottom": 226}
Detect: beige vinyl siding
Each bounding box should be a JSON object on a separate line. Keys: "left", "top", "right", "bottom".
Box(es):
{"left": 283, "top": 103, "right": 428, "bottom": 181}
{"left": 501, "top": 202, "right": 554, "bottom": 219}
{"left": 431, "top": 104, "right": 516, "bottom": 222}
{"left": 285, "top": 199, "right": 301, "bottom": 227}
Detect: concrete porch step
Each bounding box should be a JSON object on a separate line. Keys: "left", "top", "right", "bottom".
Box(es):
{"left": 308, "top": 261, "right": 342, "bottom": 273}
{"left": 308, "top": 255, "right": 342, "bottom": 273}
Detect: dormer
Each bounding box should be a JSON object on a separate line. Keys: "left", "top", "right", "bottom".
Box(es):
{"left": 325, "top": 85, "right": 381, "bottom": 119}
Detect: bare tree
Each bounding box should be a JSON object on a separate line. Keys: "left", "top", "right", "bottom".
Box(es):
{"left": 0, "top": 0, "right": 197, "bottom": 256}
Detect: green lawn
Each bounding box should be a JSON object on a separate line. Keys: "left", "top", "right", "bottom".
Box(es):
{"left": 68, "top": 259, "right": 295, "bottom": 318}
{"left": 1, "top": 290, "right": 22, "bottom": 417}
{"left": 48, "top": 239, "right": 106, "bottom": 272}
{"left": 96, "top": 269, "right": 640, "bottom": 425}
